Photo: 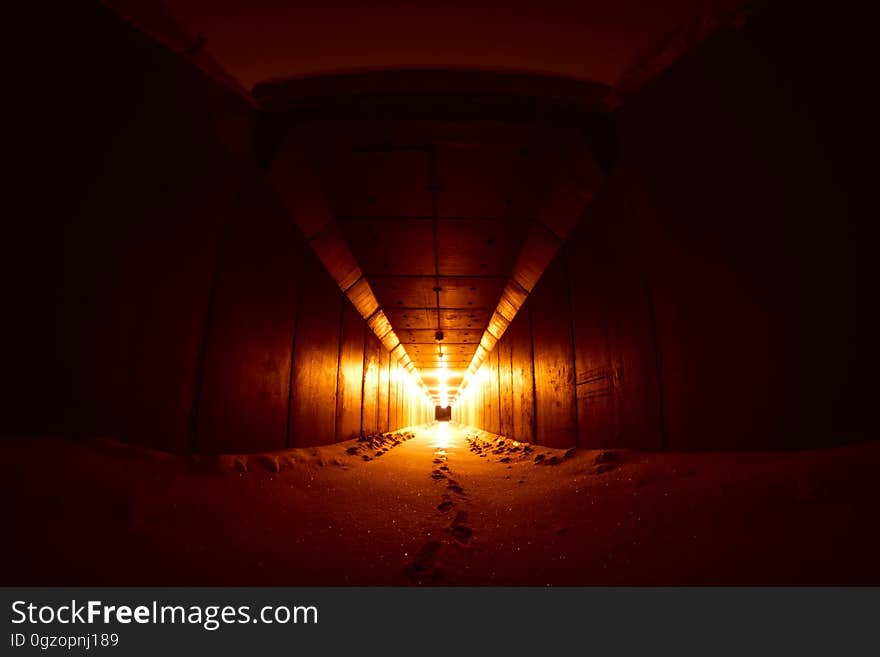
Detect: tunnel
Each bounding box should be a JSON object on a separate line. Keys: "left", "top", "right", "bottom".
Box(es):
{"left": 2, "top": 0, "right": 878, "bottom": 585}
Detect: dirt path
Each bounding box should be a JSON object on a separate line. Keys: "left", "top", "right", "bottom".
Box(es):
{"left": 3, "top": 425, "right": 880, "bottom": 585}
{"left": 394, "top": 425, "right": 477, "bottom": 583}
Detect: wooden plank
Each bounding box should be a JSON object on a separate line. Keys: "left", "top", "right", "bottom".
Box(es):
{"left": 498, "top": 336, "right": 514, "bottom": 438}
{"left": 566, "top": 222, "right": 616, "bottom": 450}
{"left": 491, "top": 349, "right": 503, "bottom": 434}
{"left": 378, "top": 351, "right": 390, "bottom": 433}
{"left": 530, "top": 254, "right": 577, "bottom": 447}
{"left": 362, "top": 332, "right": 382, "bottom": 435}
{"left": 567, "top": 173, "right": 661, "bottom": 450}
{"left": 388, "top": 362, "right": 400, "bottom": 430}
{"left": 336, "top": 300, "right": 365, "bottom": 441}
{"left": 196, "top": 189, "right": 302, "bottom": 453}
{"left": 290, "top": 254, "right": 342, "bottom": 446}
{"left": 508, "top": 306, "right": 535, "bottom": 443}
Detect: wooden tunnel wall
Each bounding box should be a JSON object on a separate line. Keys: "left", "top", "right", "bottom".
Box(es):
{"left": 454, "top": 1, "right": 879, "bottom": 450}
{"left": 3, "top": 3, "right": 430, "bottom": 453}
{"left": 4, "top": 1, "right": 876, "bottom": 454}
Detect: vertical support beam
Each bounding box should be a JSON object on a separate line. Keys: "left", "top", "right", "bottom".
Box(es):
{"left": 360, "top": 328, "right": 367, "bottom": 437}
{"left": 563, "top": 247, "right": 581, "bottom": 446}
{"left": 527, "top": 303, "right": 538, "bottom": 443}
{"left": 643, "top": 274, "right": 667, "bottom": 450}
{"left": 285, "top": 276, "right": 303, "bottom": 448}
{"left": 188, "top": 272, "right": 219, "bottom": 453}
{"left": 334, "top": 295, "right": 345, "bottom": 441}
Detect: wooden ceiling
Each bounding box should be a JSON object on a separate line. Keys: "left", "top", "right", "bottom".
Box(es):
{"left": 258, "top": 72, "right": 610, "bottom": 400}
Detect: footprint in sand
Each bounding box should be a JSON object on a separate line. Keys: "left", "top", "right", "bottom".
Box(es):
{"left": 448, "top": 511, "right": 473, "bottom": 544}
{"left": 446, "top": 479, "right": 465, "bottom": 495}
{"left": 450, "top": 526, "right": 473, "bottom": 543}
{"left": 403, "top": 540, "right": 443, "bottom": 584}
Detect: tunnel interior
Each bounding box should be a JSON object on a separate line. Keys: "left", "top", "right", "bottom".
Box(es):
{"left": 2, "top": 0, "right": 878, "bottom": 585}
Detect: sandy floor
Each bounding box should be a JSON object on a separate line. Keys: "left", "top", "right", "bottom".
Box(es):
{"left": 2, "top": 424, "right": 879, "bottom": 585}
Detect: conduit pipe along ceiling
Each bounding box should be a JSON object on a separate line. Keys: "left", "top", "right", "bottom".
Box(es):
{"left": 257, "top": 71, "right": 613, "bottom": 405}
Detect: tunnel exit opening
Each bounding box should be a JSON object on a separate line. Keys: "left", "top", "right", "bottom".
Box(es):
{"left": 434, "top": 405, "right": 451, "bottom": 422}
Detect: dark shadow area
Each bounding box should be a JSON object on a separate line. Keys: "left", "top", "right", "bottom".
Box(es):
{"left": 2, "top": 0, "right": 877, "bottom": 585}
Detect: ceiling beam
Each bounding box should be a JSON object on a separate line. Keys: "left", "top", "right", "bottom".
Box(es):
{"left": 265, "top": 134, "right": 424, "bottom": 390}
{"left": 458, "top": 140, "right": 606, "bottom": 396}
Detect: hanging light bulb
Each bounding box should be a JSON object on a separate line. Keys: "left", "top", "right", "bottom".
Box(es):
{"left": 437, "top": 346, "right": 448, "bottom": 385}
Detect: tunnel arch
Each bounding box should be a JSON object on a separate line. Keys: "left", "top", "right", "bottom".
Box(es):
{"left": 4, "top": 0, "right": 878, "bottom": 457}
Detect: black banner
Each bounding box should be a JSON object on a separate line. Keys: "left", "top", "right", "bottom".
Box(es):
{"left": 2, "top": 588, "right": 878, "bottom": 654}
